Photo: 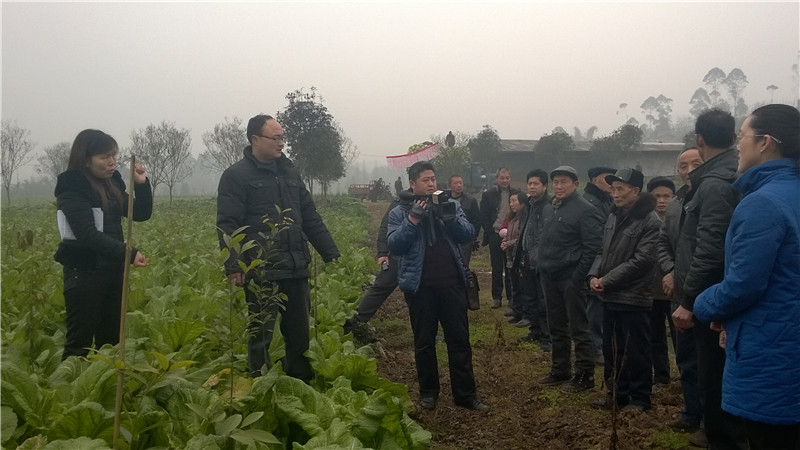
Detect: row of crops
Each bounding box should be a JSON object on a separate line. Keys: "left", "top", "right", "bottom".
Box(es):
{"left": 0, "top": 196, "right": 430, "bottom": 449}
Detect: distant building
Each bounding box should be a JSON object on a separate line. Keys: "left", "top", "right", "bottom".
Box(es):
{"left": 494, "top": 139, "right": 684, "bottom": 189}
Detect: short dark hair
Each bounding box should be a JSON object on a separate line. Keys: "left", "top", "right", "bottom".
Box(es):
{"left": 695, "top": 108, "right": 735, "bottom": 149}
{"left": 679, "top": 146, "right": 699, "bottom": 155}
{"left": 496, "top": 167, "right": 510, "bottom": 178}
{"left": 749, "top": 104, "right": 800, "bottom": 161}
{"left": 246, "top": 114, "right": 274, "bottom": 144}
{"left": 408, "top": 160, "right": 435, "bottom": 182}
{"left": 526, "top": 169, "right": 548, "bottom": 186}
{"left": 448, "top": 174, "right": 463, "bottom": 185}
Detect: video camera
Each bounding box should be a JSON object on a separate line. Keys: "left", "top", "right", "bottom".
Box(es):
{"left": 399, "top": 190, "right": 456, "bottom": 222}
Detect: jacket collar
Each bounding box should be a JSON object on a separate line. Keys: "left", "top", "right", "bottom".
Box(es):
{"left": 733, "top": 158, "right": 799, "bottom": 195}
{"left": 584, "top": 182, "right": 611, "bottom": 202}
{"left": 243, "top": 146, "right": 293, "bottom": 173}
{"left": 688, "top": 149, "right": 738, "bottom": 188}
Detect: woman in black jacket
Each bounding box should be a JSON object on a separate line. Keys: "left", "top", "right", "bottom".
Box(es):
{"left": 55, "top": 129, "right": 152, "bottom": 359}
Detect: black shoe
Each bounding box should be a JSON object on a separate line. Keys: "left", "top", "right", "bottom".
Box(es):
{"left": 420, "top": 396, "right": 437, "bottom": 410}
{"left": 507, "top": 315, "right": 521, "bottom": 324}
{"left": 563, "top": 371, "right": 594, "bottom": 392}
{"left": 457, "top": 398, "right": 489, "bottom": 412}
{"left": 492, "top": 299, "right": 502, "bottom": 309}
{"left": 518, "top": 333, "right": 538, "bottom": 343}
{"left": 514, "top": 318, "right": 532, "bottom": 328}
{"left": 538, "top": 373, "right": 571, "bottom": 386}
{"left": 621, "top": 403, "right": 649, "bottom": 412}
{"left": 590, "top": 395, "right": 628, "bottom": 410}
{"left": 538, "top": 341, "right": 552, "bottom": 352}
{"left": 666, "top": 419, "right": 700, "bottom": 433}
{"left": 503, "top": 310, "right": 515, "bottom": 317}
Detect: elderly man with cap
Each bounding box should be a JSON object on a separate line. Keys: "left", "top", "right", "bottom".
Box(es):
{"left": 647, "top": 176, "right": 678, "bottom": 388}
{"left": 583, "top": 166, "right": 616, "bottom": 365}
{"left": 537, "top": 166, "right": 604, "bottom": 392}
{"left": 588, "top": 168, "right": 661, "bottom": 411}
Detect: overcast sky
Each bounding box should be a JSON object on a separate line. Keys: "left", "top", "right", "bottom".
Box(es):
{"left": 2, "top": 1, "right": 799, "bottom": 179}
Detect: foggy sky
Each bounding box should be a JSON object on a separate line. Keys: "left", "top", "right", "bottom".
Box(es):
{"left": 2, "top": 1, "right": 799, "bottom": 180}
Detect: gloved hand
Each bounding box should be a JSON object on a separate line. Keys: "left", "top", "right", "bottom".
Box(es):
{"left": 409, "top": 201, "right": 428, "bottom": 222}
{"left": 472, "top": 240, "right": 480, "bottom": 251}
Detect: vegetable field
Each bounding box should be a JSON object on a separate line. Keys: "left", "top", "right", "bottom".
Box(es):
{"left": 1, "top": 197, "right": 430, "bottom": 449}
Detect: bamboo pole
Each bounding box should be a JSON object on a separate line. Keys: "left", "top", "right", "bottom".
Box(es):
{"left": 113, "top": 156, "right": 136, "bottom": 449}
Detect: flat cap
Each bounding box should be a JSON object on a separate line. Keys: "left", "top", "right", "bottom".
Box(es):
{"left": 588, "top": 166, "right": 617, "bottom": 179}
{"left": 647, "top": 176, "right": 676, "bottom": 193}
{"left": 550, "top": 165, "right": 579, "bottom": 181}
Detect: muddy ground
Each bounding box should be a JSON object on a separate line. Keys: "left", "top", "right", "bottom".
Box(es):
{"left": 358, "top": 200, "right": 698, "bottom": 450}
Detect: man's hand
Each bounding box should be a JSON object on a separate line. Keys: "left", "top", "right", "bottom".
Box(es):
{"left": 377, "top": 256, "right": 389, "bottom": 266}
{"left": 227, "top": 272, "right": 245, "bottom": 286}
{"left": 133, "top": 251, "right": 148, "bottom": 267}
{"left": 133, "top": 163, "right": 147, "bottom": 184}
{"left": 662, "top": 272, "right": 675, "bottom": 298}
{"left": 589, "top": 277, "right": 604, "bottom": 293}
{"left": 472, "top": 240, "right": 480, "bottom": 251}
{"left": 408, "top": 199, "right": 428, "bottom": 225}
{"left": 672, "top": 305, "right": 694, "bottom": 333}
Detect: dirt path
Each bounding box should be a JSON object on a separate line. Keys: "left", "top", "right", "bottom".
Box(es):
{"left": 361, "top": 200, "right": 694, "bottom": 450}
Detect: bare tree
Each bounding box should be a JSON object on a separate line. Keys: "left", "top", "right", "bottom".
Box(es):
{"left": 130, "top": 121, "right": 193, "bottom": 203}
{"left": 1, "top": 120, "right": 36, "bottom": 204}
{"left": 336, "top": 123, "right": 359, "bottom": 176}
{"left": 36, "top": 141, "right": 71, "bottom": 183}
{"left": 201, "top": 116, "right": 248, "bottom": 173}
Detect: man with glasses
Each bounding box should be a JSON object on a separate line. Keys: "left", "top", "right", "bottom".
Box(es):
{"left": 217, "top": 114, "right": 340, "bottom": 381}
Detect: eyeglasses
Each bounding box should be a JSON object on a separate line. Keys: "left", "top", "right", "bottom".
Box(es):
{"left": 258, "top": 134, "right": 285, "bottom": 143}
{"left": 736, "top": 134, "right": 782, "bottom": 144}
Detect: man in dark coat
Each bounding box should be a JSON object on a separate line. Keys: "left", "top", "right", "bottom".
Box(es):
{"left": 583, "top": 166, "right": 616, "bottom": 364}
{"left": 480, "top": 168, "right": 519, "bottom": 308}
{"left": 511, "top": 169, "right": 551, "bottom": 349}
{"left": 588, "top": 168, "right": 661, "bottom": 411}
{"left": 217, "top": 114, "right": 340, "bottom": 381}
{"left": 657, "top": 147, "right": 704, "bottom": 436}
{"left": 672, "top": 109, "right": 746, "bottom": 448}
{"left": 537, "top": 166, "right": 604, "bottom": 392}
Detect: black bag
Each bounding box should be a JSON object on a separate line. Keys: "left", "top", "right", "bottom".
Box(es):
{"left": 466, "top": 269, "right": 480, "bottom": 311}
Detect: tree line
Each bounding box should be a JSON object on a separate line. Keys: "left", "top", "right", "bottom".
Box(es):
{"left": 1, "top": 87, "right": 356, "bottom": 204}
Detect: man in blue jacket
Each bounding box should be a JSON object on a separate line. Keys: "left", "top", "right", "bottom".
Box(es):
{"left": 387, "top": 160, "right": 488, "bottom": 412}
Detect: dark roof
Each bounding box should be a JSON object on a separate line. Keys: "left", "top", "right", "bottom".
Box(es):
{"left": 499, "top": 139, "right": 684, "bottom": 153}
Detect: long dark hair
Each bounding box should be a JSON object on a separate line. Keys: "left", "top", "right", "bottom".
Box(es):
{"left": 748, "top": 104, "right": 800, "bottom": 165}
{"left": 67, "top": 129, "right": 124, "bottom": 211}
{"left": 507, "top": 192, "right": 527, "bottom": 221}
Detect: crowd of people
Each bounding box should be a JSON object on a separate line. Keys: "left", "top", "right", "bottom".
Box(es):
{"left": 54, "top": 106, "right": 799, "bottom": 448}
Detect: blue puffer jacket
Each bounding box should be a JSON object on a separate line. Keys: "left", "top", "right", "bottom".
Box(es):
{"left": 387, "top": 200, "right": 474, "bottom": 293}
{"left": 694, "top": 158, "right": 800, "bottom": 425}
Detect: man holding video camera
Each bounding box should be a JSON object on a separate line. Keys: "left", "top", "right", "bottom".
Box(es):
{"left": 387, "top": 160, "right": 488, "bottom": 412}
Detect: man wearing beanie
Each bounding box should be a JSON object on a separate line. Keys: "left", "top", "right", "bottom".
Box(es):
{"left": 588, "top": 168, "right": 661, "bottom": 411}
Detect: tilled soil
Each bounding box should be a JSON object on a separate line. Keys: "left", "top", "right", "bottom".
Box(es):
{"left": 360, "top": 201, "right": 696, "bottom": 450}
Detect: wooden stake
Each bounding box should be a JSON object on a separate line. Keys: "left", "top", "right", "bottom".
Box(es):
{"left": 113, "top": 156, "right": 136, "bottom": 448}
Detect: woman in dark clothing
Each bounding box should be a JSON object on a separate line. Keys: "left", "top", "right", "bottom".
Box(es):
{"left": 54, "top": 129, "right": 153, "bottom": 359}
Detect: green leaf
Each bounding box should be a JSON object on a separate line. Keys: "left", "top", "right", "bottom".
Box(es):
{"left": 42, "top": 436, "right": 112, "bottom": 450}
{"left": 240, "top": 411, "right": 264, "bottom": 428}
{"left": 153, "top": 351, "right": 170, "bottom": 371}
{"left": 231, "top": 428, "right": 282, "bottom": 445}
{"left": 48, "top": 401, "right": 114, "bottom": 441}
{"left": 273, "top": 376, "right": 336, "bottom": 437}
{"left": 1, "top": 405, "right": 18, "bottom": 445}
{"left": 185, "top": 402, "right": 209, "bottom": 421}
{"left": 213, "top": 414, "right": 241, "bottom": 436}
{"left": 163, "top": 319, "right": 205, "bottom": 351}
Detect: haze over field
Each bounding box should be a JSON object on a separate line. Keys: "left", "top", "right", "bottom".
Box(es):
{"left": 2, "top": 1, "right": 799, "bottom": 190}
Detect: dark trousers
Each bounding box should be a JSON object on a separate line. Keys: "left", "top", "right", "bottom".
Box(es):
{"left": 513, "top": 267, "right": 550, "bottom": 341}
{"left": 743, "top": 420, "right": 800, "bottom": 450}
{"left": 405, "top": 284, "right": 477, "bottom": 404}
{"left": 602, "top": 307, "right": 652, "bottom": 408}
{"left": 355, "top": 257, "right": 398, "bottom": 323}
{"left": 675, "top": 314, "right": 703, "bottom": 427}
{"left": 650, "top": 299, "right": 676, "bottom": 384}
{"left": 459, "top": 242, "right": 473, "bottom": 269}
{"left": 488, "top": 232, "right": 511, "bottom": 303}
{"left": 541, "top": 276, "right": 595, "bottom": 376}
{"left": 587, "top": 293, "right": 604, "bottom": 356}
{"left": 62, "top": 266, "right": 123, "bottom": 360}
{"left": 246, "top": 277, "right": 313, "bottom": 382}
{"left": 694, "top": 318, "right": 747, "bottom": 449}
